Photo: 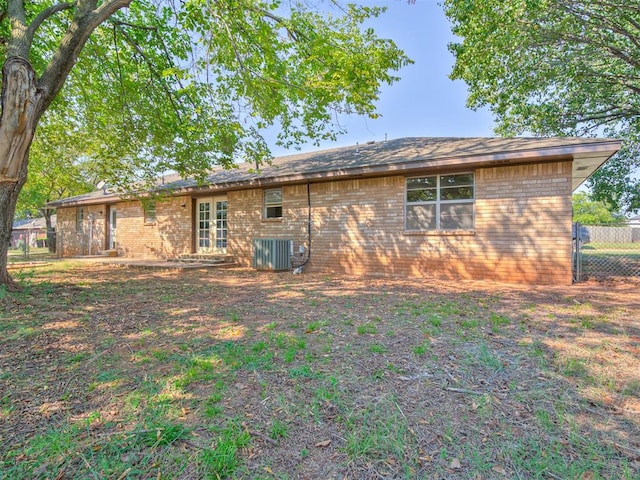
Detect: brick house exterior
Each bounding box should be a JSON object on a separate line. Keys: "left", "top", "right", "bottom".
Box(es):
{"left": 49, "top": 137, "right": 620, "bottom": 284}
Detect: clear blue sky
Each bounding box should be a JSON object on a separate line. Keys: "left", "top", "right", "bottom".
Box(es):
{"left": 270, "top": 0, "right": 496, "bottom": 156}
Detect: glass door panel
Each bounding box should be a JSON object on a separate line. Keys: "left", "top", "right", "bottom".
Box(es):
{"left": 215, "top": 199, "right": 228, "bottom": 252}
{"left": 197, "top": 197, "right": 227, "bottom": 253}
{"left": 197, "top": 200, "right": 212, "bottom": 252}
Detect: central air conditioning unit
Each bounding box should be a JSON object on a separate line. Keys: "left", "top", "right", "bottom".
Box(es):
{"left": 252, "top": 238, "right": 292, "bottom": 271}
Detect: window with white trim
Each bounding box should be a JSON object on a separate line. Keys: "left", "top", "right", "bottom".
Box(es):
{"left": 405, "top": 173, "right": 475, "bottom": 231}
{"left": 264, "top": 188, "right": 283, "bottom": 219}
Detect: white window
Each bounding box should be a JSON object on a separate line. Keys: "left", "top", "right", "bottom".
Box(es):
{"left": 264, "top": 188, "right": 283, "bottom": 219}
{"left": 405, "top": 173, "right": 474, "bottom": 231}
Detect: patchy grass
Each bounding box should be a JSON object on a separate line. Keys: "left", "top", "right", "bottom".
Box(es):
{"left": 1, "top": 262, "right": 639, "bottom": 479}
{"left": 7, "top": 247, "right": 56, "bottom": 264}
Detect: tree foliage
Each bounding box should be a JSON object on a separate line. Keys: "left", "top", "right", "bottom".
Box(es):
{"left": 444, "top": 0, "right": 640, "bottom": 213}
{"left": 9, "top": 0, "right": 411, "bottom": 190}
{"left": 15, "top": 119, "right": 95, "bottom": 220}
{"left": 589, "top": 144, "right": 640, "bottom": 213}
{"left": 572, "top": 192, "right": 624, "bottom": 225}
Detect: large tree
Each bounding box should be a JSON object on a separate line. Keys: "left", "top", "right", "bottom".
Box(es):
{"left": 15, "top": 118, "right": 97, "bottom": 252}
{"left": 443, "top": 0, "right": 640, "bottom": 213}
{"left": 0, "top": 0, "right": 411, "bottom": 290}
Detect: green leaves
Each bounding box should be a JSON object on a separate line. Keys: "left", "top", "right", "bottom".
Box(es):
{"left": 444, "top": 0, "right": 640, "bottom": 212}
{"left": 6, "top": 0, "right": 410, "bottom": 198}
{"left": 588, "top": 144, "right": 640, "bottom": 214}
{"left": 16, "top": 117, "right": 95, "bottom": 219}
{"left": 572, "top": 192, "right": 625, "bottom": 225}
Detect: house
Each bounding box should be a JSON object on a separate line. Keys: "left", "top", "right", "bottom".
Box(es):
{"left": 11, "top": 215, "right": 57, "bottom": 248}
{"left": 48, "top": 137, "right": 620, "bottom": 284}
{"left": 629, "top": 215, "right": 640, "bottom": 227}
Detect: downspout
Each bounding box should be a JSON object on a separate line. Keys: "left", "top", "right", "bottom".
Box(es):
{"left": 294, "top": 182, "right": 312, "bottom": 273}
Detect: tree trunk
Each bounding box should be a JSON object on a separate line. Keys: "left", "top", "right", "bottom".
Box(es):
{"left": 0, "top": 58, "right": 39, "bottom": 290}
{"left": 0, "top": 168, "right": 28, "bottom": 291}
{"left": 0, "top": 0, "right": 132, "bottom": 289}
{"left": 44, "top": 209, "right": 56, "bottom": 253}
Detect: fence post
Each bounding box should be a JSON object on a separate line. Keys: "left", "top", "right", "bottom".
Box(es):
{"left": 573, "top": 222, "right": 582, "bottom": 283}
{"left": 572, "top": 221, "right": 575, "bottom": 282}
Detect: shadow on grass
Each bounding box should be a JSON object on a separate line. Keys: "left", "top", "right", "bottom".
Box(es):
{"left": 1, "top": 264, "right": 639, "bottom": 479}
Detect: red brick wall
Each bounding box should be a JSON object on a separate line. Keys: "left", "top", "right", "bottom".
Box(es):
{"left": 113, "top": 196, "right": 192, "bottom": 259}
{"left": 228, "top": 185, "right": 310, "bottom": 265}
{"left": 57, "top": 161, "right": 573, "bottom": 284}
{"left": 229, "top": 161, "right": 572, "bottom": 284}
{"left": 473, "top": 162, "right": 572, "bottom": 283}
{"left": 57, "top": 196, "right": 192, "bottom": 259}
{"left": 56, "top": 205, "right": 107, "bottom": 257}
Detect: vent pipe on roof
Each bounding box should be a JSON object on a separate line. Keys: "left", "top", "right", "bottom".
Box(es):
{"left": 355, "top": 142, "right": 360, "bottom": 154}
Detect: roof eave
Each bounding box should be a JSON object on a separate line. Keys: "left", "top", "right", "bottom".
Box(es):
{"left": 192, "top": 139, "right": 623, "bottom": 191}
{"left": 49, "top": 138, "right": 622, "bottom": 207}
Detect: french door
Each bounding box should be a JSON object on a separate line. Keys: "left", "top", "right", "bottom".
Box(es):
{"left": 108, "top": 207, "right": 117, "bottom": 250}
{"left": 196, "top": 197, "right": 227, "bottom": 253}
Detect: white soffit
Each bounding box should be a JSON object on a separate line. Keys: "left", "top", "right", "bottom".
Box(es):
{"left": 572, "top": 152, "right": 614, "bottom": 191}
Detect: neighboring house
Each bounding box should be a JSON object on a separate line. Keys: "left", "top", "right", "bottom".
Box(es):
{"left": 11, "top": 215, "right": 57, "bottom": 248}
{"left": 629, "top": 215, "right": 640, "bottom": 227}
{"left": 48, "top": 137, "right": 620, "bottom": 284}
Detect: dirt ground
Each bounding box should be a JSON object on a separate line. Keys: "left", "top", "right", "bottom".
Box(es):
{"left": 1, "top": 261, "right": 639, "bottom": 479}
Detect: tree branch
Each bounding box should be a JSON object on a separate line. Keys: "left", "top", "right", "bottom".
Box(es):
{"left": 38, "top": 0, "right": 132, "bottom": 114}
{"left": 76, "top": 0, "right": 98, "bottom": 17}
{"left": 112, "top": 23, "right": 133, "bottom": 128}
{"left": 564, "top": 110, "right": 638, "bottom": 126}
{"left": 116, "top": 25, "right": 183, "bottom": 122}
{"left": 559, "top": 2, "right": 640, "bottom": 53}
{"left": 7, "top": 0, "right": 25, "bottom": 25}
{"left": 575, "top": 0, "right": 640, "bottom": 16}
{"left": 540, "top": 27, "right": 640, "bottom": 71}
{"left": 109, "top": 19, "right": 157, "bottom": 32}
{"left": 26, "top": 2, "right": 76, "bottom": 41}
{"left": 210, "top": 8, "right": 249, "bottom": 77}
{"left": 246, "top": 6, "right": 306, "bottom": 42}
{"left": 6, "top": 0, "right": 27, "bottom": 58}
{"left": 572, "top": 63, "right": 640, "bottom": 93}
{"left": 210, "top": 7, "right": 308, "bottom": 94}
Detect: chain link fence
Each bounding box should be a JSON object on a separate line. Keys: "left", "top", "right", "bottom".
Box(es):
{"left": 573, "top": 223, "right": 640, "bottom": 282}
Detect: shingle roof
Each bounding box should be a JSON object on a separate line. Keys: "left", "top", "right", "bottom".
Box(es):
{"left": 48, "top": 136, "right": 620, "bottom": 207}
{"left": 12, "top": 215, "right": 56, "bottom": 230}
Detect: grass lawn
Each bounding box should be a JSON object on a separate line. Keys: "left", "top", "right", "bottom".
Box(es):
{"left": 580, "top": 243, "right": 640, "bottom": 280}
{"left": 1, "top": 262, "right": 639, "bottom": 479}
{"left": 582, "top": 243, "right": 640, "bottom": 255}
{"left": 7, "top": 247, "right": 57, "bottom": 263}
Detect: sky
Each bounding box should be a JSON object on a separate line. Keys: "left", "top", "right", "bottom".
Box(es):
{"left": 269, "top": 0, "right": 496, "bottom": 157}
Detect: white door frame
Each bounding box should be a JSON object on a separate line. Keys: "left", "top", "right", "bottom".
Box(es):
{"left": 108, "top": 207, "right": 117, "bottom": 250}
{"left": 196, "top": 196, "right": 227, "bottom": 253}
